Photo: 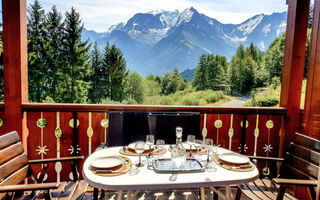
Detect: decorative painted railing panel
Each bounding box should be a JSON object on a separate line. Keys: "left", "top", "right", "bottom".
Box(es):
{"left": 26, "top": 111, "right": 108, "bottom": 182}
{"left": 201, "top": 114, "right": 282, "bottom": 176}
{"left": 0, "top": 103, "right": 287, "bottom": 182}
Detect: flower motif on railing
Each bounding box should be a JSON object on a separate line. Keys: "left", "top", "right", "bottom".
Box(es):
{"left": 263, "top": 144, "right": 273, "bottom": 152}
{"left": 0, "top": 118, "right": 3, "bottom": 128}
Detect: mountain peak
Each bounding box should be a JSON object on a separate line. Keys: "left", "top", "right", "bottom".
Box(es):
{"left": 174, "top": 7, "right": 199, "bottom": 26}
{"left": 186, "top": 6, "right": 197, "bottom": 13}
{"left": 148, "top": 10, "right": 166, "bottom": 16}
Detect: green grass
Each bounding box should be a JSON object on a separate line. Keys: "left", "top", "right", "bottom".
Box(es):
{"left": 245, "top": 79, "right": 307, "bottom": 108}
{"left": 144, "top": 89, "right": 226, "bottom": 106}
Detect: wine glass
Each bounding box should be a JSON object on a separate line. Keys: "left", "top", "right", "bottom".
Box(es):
{"left": 187, "top": 135, "right": 195, "bottom": 157}
{"left": 134, "top": 141, "right": 145, "bottom": 167}
{"left": 194, "top": 139, "right": 203, "bottom": 154}
{"left": 146, "top": 135, "right": 155, "bottom": 158}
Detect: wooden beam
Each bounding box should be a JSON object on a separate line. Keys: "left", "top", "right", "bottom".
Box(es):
{"left": 304, "top": 0, "right": 320, "bottom": 140}
{"left": 280, "top": 0, "right": 310, "bottom": 149}
{"left": 2, "top": 0, "right": 29, "bottom": 148}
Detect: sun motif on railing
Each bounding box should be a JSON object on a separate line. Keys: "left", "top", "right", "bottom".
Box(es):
{"left": 69, "top": 119, "right": 80, "bottom": 128}
{"left": 36, "top": 145, "right": 49, "bottom": 155}
{"left": 101, "top": 118, "right": 109, "bottom": 128}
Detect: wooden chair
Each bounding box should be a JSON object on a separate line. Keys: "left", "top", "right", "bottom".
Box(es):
{"left": 0, "top": 131, "right": 87, "bottom": 200}
{"left": 236, "top": 132, "right": 319, "bottom": 200}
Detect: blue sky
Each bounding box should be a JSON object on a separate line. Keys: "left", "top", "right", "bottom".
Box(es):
{"left": 26, "top": 0, "right": 287, "bottom": 32}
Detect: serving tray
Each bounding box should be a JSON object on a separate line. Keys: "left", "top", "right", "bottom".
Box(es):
{"left": 152, "top": 158, "right": 205, "bottom": 174}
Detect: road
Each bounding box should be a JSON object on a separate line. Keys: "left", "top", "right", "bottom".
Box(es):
{"left": 219, "top": 95, "right": 251, "bottom": 107}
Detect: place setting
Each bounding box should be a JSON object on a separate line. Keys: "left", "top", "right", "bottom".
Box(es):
{"left": 120, "top": 136, "right": 167, "bottom": 157}
{"left": 212, "top": 151, "right": 255, "bottom": 172}
{"left": 90, "top": 155, "right": 132, "bottom": 176}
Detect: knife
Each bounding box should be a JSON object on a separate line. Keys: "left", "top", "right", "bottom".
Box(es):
{"left": 95, "top": 169, "right": 127, "bottom": 174}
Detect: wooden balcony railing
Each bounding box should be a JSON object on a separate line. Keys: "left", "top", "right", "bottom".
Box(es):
{"left": 0, "top": 103, "right": 287, "bottom": 182}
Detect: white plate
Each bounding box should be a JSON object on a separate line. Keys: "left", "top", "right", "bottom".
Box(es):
{"left": 218, "top": 153, "right": 249, "bottom": 164}
{"left": 91, "top": 156, "right": 123, "bottom": 169}
{"left": 128, "top": 143, "right": 154, "bottom": 150}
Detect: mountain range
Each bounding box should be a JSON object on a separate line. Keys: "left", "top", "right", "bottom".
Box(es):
{"left": 82, "top": 7, "right": 287, "bottom": 77}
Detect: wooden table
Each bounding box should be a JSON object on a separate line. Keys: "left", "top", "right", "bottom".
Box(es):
{"left": 83, "top": 146, "right": 259, "bottom": 200}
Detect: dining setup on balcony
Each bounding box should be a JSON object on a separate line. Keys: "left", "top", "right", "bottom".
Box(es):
{"left": 1, "top": 0, "right": 320, "bottom": 199}
{"left": 83, "top": 127, "right": 258, "bottom": 200}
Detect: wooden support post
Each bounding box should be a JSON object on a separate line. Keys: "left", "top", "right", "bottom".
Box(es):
{"left": 2, "top": 0, "right": 29, "bottom": 149}
{"left": 304, "top": 0, "right": 320, "bottom": 140}
{"left": 280, "top": 0, "right": 310, "bottom": 150}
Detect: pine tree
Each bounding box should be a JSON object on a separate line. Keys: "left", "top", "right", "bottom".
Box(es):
{"left": 45, "top": 5, "right": 64, "bottom": 101}
{"left": 61, "top": 7, "right": 91, "bottom": 103}
{"left": 193, "top": 54, "right": 208, "bottom": 90}
{"left": 103, "top": 43, "right": 127, "bottom": 101}
{"left": 88, "top": 42, "right": 103, "bottom": 103}
{"left": 27, "top": 0, "right": 47, "bottom": 102}
{"left": 194, "top": 53, "right": 227, "bottom": 90}
{"left": 101, "top": 42, "right": 111, "bottom": 99}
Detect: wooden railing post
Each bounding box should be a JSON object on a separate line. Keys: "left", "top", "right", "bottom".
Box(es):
{"left": 2, "top": 0, "right": 29, "bottom": 150}
{"left": 304, "top": 0, "right": 320, "bottom": 140}
{"left": 280, "top": 0, "right": 310, "bottom": 150}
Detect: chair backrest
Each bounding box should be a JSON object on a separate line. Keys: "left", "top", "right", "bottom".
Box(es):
{"left": 108, "top": 111, "right": 200, "bottom": 147}
{"left": 281, "top": 132, "right": 320, "bottom": 180}
{"left": 0, "top": 131, "right": 29, "bottom": 186}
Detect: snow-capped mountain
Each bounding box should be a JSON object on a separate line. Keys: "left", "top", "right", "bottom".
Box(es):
{"left": 82, "top": 7, "right": 287, "bottom": 76}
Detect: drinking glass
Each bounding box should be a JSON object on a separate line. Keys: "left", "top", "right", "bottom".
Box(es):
{"left": 134, "top": 141, "right": 145, "bottom": 167}
{"left": 205, "top": 138, "right": 213, "bottom": 162}
{"left": 187, "top": 135, "right": 195, "bottom": 157}
{"left": 155, "top": 139, "right": 165, "bottom": 158}
{"left": 156, "top": 139, "right": 165, "bottom": 150}
{"left": 205, "top": 138, "right": 217, "bottom": 172}
{"left": 194, "top": 139, "right": 203, "bottom": 154}
{"left": 146, "top": 135, "right": 155, "bottom": 158}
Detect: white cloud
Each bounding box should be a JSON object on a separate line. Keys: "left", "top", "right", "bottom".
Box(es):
{"left": 28, "top": 0, "right": 287, "bottom": 32}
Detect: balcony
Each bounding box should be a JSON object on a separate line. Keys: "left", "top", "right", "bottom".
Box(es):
{"left": 0, "top": 0, "right": 319, "bottom": 199}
